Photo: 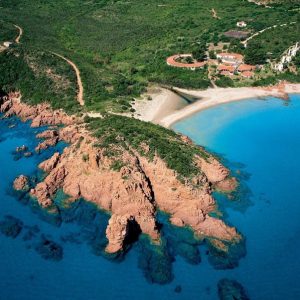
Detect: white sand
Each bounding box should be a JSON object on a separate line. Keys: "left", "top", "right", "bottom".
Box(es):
{"left": 133, "top": 88, "right": 187, "bottom": 123}
{"left": 155, "top": 84, "right": 300, "bottom": 128}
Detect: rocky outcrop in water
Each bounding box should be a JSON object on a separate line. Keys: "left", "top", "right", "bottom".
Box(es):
{"left": 105, "top": 214, "right": 136, "bottom": 253}
{"left": 13, "top": 175, "right": 29, "bottom": 191}
{"left": 0, "top": 92, "right": 74, "bottom": 126}
{"left": 3, "top": 92, "right": 241, "bottom": 254}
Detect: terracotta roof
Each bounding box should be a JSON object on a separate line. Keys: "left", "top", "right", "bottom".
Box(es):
{"left": 220, "top": 71, "right": 234, "bottom": 76}
{"left": 166, "top": 54, "right": 206, "bottom": 68}
{"left": 217, "top": 52, "right": 244, "bottom": 61}
{"left": 237, "top": 64, "right": 256, "bottom": 72}
{"left": 218, "top": 64, "right": 235, "bottom": 73}
{"left": 241, "top": 71, "right": 254, "bottom": 78}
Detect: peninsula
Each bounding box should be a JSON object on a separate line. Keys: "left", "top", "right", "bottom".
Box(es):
{"left": 0, "top": 0, "right": 299, "bottom": 294}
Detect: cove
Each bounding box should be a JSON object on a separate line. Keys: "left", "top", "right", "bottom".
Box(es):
{"left": 173, "top": 94, "right": 300, "bottom": 299}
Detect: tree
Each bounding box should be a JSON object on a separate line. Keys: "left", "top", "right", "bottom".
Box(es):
{"left": 209, "top": 50, "right": 216, "bottom": 59}
{"left": 244, "top": 41, "right": 267, "bottom": 65}
{"left": 192, "top": 43, "right": 207, "bottom": 61}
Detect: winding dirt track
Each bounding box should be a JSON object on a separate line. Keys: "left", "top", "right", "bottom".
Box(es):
{"left": 10, "top": 24, "right": 84, "bottom": 106}
{"left": 13, "top": 25, "right": 23, "bottom": 44}
{"left": 51, "top": 52, "right": 84, "bottom": 106}
{"left": 242, "top": 22, "right": 296, "bottom": 47}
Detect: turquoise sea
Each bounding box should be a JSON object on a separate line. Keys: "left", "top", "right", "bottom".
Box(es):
{"left": 0, "top": 94, "right": 300, "bottom": 299}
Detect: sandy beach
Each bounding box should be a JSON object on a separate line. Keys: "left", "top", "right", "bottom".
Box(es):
{"left": 134, "top": 83, "right": 300, "bottom": 128}
{"left": 133, "top": 87, "right": 187, "bottom": 123}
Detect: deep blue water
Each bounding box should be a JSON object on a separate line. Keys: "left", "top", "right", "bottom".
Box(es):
{"left": 1, "top": 95, "right": 300, "bottom": 300}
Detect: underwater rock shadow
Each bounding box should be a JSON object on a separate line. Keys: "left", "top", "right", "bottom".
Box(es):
{"left": 218, "top": 278, "right": 250, "bottom": 300}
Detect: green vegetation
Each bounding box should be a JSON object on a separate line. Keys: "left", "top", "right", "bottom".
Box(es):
{"left": 0, "top": 0, "right": 299, "bottom": 113}
{"left": 245, "top": 22, "right": 300, "bottom": 62}
{"left": 86, "top": 115, "right": 209, "bottom": 179}
{"left": 0, "top": 21, "right": 17, "bottom": 43}
{"left": 244, "top": 41, "right": 268, "bottom": 65}
{"left": 215, "top": 76, "right": 235, "bottom": 88}
{"left": 110, "top": 160, "right": 126, "bottom": 172}
{"left": 0, "top": 47, "right": 79, "bottom": 113}
{"left": 0, "top": 0, "right": 298, "bottom": 191}
{"left": 192, "top": 42, "right": 208, "bottom": 61}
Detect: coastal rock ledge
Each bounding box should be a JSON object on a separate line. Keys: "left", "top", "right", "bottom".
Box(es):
{"left": 3, "top": 92, "right": 242, "bottom": 254}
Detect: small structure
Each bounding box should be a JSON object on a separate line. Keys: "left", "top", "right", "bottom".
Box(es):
{"left": 237, "top": 21, "right": 247, "bottom": 28}
{"left": 166, "top": 54, "right": 206, "bottom": 69}
{"left": 3, "top": 41, "right": 13, "bottom": 48}
{"left": 217, "top": 53, "right": 244, "bottom": 64}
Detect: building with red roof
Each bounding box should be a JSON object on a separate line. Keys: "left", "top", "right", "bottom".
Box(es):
{"left": 241, "top": 71, "right": 254, "bottom": 78}
{"left": 218, "top": 64, "right": 236, "bottom": 73}
{"left": 166, "top": 54, "right": 206, "bottom": 69}
{"left": 216, "top": 53, "right": 244, "bottom": 64}
{"left": 237, "top": 64, "right": 256, "bottom": 72}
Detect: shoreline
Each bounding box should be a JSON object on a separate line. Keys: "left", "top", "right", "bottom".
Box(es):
{"left": 135, "top": 83, "right": 300, "bottom": 128}
{"left": 132, "top": 87, "right": 187, "bottom": 123}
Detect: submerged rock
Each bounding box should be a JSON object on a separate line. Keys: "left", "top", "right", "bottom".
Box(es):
{"left": 217, "top": 278, "right": 249, "bottom": 300}
{"left": 174, "top": 285, "right": 182, "bottom": 293}
{"left": 206, "top": 237, "right": 246, "bottom": 270}
{"left": 138, "top": 238, "right": 174, "bottom": 284}
{"left": 35, "top": 235, "right": 63, "bottom": 261}
{"left": 22, "top": 225, "right": 40, "bottom": 241}
{"left": 0, "top": 215, "right": 23, "bottom": 238}
{"left": 175, "top": 242, "right": 201, "bottom": 265}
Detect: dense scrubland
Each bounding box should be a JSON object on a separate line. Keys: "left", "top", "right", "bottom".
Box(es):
{"left": 87, "top": 114, "right": 209, "bottom": 179}
{"left": 0, "top": 0, "right": 299, "bottom": 112}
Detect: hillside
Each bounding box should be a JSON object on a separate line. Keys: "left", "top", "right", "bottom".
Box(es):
{"left": 0, "top": 0, "right": 299, "bottom": 113}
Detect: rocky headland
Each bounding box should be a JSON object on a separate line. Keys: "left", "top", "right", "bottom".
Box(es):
{"left": 1, "top": 92, "right": 242, "bottom": 255}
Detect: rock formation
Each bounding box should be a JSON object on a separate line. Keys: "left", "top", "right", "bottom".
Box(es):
{"left": 3, "top": 92, "right": 242, "bottom": 254}
{"left": 105, "top": 214, "right": 135, "bottom": 253}
{"left": 0, "top": 92, "right": 74, "bottom": 126}
{"left": 13, "top": 175, "right": 29, "bottom": 191}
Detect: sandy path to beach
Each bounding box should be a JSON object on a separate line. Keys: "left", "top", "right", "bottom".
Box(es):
{"left": 13, "top": 25, "right": 23, "bottom": 44}
{"left": 51, "top": 52, "right": 84, "bottom": 106}
{"left": 151, "top": 84, "right": 300, "bottom": 128}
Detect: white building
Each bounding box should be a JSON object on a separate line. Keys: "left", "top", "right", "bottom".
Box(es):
{"left": 273, "top": 42, "right": 300, "bottom": 72}
{"left": 237, "top": 21, "right": 247, "bottom": 28}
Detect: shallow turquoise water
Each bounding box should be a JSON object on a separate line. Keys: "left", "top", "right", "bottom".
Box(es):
{"left": 1, "top": 95, "right": 300, "bottom": 300}
{"left": 174, "top": 94, "right": 300, "bottom": 299}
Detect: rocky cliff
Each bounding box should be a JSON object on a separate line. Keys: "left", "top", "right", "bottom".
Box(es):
{"left": 1, "top": 92, "right": 241, "bottom": 254}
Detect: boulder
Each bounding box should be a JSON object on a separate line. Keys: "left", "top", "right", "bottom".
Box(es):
{"left": 13, "top": 175, "right": 30, "bottom": 191}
